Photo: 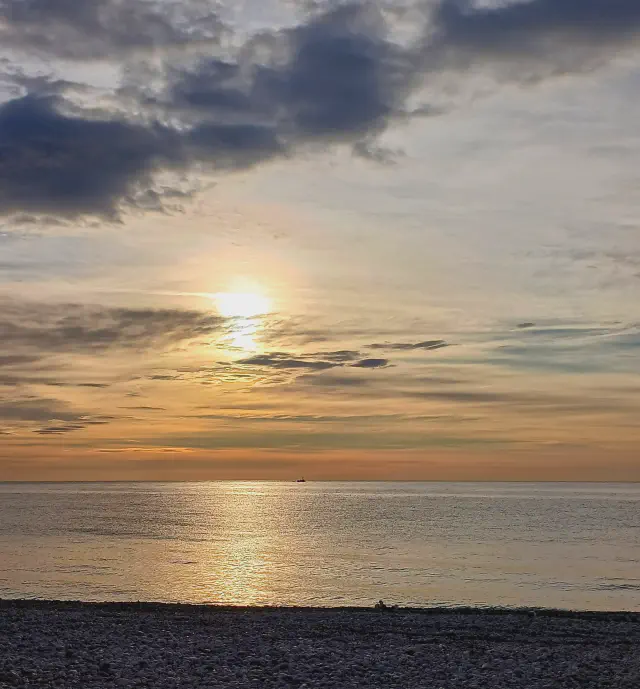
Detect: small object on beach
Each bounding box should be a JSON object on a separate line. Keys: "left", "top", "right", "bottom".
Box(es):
{"left": 375, "top": 600, "right": 399, "bottom": 610}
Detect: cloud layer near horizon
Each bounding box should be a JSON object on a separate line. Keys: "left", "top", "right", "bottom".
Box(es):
{"left": 1, "top": 0, "right": 640, "bottom": 220}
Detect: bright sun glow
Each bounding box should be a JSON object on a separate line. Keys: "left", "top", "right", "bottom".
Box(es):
{"left": 214, "top": 291, "right": 272, "bottom": 318}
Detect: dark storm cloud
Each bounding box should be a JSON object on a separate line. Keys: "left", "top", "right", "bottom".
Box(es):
{"left": 0, "top": 95, "right": 183, "bottom": 220}
{"left": 264, "top": 3, "right": 418, "bottom": 140}
{"left": 0, "top": 92, "right": 291, "bottom": 218}
{"left": 3, "top": 1, "right": 640, "bottom": 219}
{"left": 0, "top": 0, "right": 224, "bottom": 59}
{"left": 431, "top": 0, "right": 640, "bottom": 59}
{"left": 0, "top": 4, "right": 415, "bottom": 218}
{"left": 186, "top": 122, "right": 284, "bottom": 168}
{"left": 4, "top": 0, "right": 637, "bottom": 67}
{"left": 163, "top": 4, "right": 420, "bottom": 140}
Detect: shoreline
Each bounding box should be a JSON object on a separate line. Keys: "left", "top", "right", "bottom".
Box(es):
{"left": 1, "top": 598, "right": 639, "bottom": 618}
{"left": 1, "top": 600, "right": 638, "bottom": 688}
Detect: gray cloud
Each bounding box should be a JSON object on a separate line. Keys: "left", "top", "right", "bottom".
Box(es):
{"left": 0, "top": 355, "right": 41, "bottom": 366}
{"left": 160, "top": 3, "right": 420, "bottom": 139}
{"left": 238, "top": 352, "right": 340, "bottom": 371}
{"left": 0, "top": 0, "right": 224, "bottom": 59}
{"left": 34, "top": 424, "right": 82, "bottom": 434}
{"left": 0, "top": 3, "right": 413, "bottom": 218}
{"left": 2, "top": 0, "right": 640, "bottom": 219}
{"left": 0, "top": 95, "right": 183, "bottom": 220}
{"left": 0, "top": 90, "right": 290, "bottom": 219}
{"left": 0, "top": 299, "right": 223, "bottom": 354}
{"left": 0, "top": 396, "right": 112, "bottom": 428}
{"left": 431, "top": 0, "right": 640, "bottom": 59}
{"left": 299, "top": 372, "right": 634, "bottom": 416}
{"left": 238, "top": 348, "right": 394, "bottom": 372}
{"left": 0, "top": 299, "right": 226, "bottom": 401}
{"left": 308, "top": 349, "right": 362, "bottom": 362}
{"left": 487, "top": 324, "right": 640, "bottom": 375}
{"left": 369, "top": 339, "right": 449, "bottom": 351}
{"left": 350, "top": 357, "right": 389, "bottom": 368}
{"left": 34, "top": 415, "right": 111, "bottom": 434}
{"left": 420, "top": 0, "right": 640, "bottom": 90}
{"left": 35, "top": 423, "right": 91, "bottom": 435}
{"left": 0, "top": 397, "right": 81, "bottom": 422}
{"left": 302, "top": 373, "right": 372, "bottom": 388}
{"left": 408, "top": 389, "right": 521, "bottom": 404}
{"left": 0, "top": 375, "right": 110, "bottom": 388}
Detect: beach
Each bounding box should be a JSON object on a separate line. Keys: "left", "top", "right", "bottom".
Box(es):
{"left": 0, "top": 601, "right": 638, "bottom": 688}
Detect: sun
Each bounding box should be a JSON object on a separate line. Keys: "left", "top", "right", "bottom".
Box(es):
{"left": 214, "top": 291, "right": 272, "bottom": 318}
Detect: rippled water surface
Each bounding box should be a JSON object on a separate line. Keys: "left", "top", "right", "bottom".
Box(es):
{"left": 0, "top": 481, "right": 638, "bottom": 610}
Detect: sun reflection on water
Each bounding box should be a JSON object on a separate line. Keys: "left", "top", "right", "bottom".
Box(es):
{"left": 158, "top": 482, "right": 286, "bottom": 605}
{"left": 209, "top": 485, "right": 270, "bottom": 604}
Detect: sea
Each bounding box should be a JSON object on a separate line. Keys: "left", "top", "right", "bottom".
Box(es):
{"left": 0, "top": 481, "right": 638, "bottom": 611}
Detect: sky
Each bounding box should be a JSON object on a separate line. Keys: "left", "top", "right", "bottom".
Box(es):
{"left": 1, "top": 0, "right": 640, "bottom": 481}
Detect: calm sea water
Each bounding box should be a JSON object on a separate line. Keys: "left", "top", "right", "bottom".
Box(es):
{"left": 0, "top": 482, "right": 638, "bottom": 610}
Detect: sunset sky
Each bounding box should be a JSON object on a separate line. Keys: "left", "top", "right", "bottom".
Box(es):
{"left": 1, "top": 0, "right": 640, "bottom": 481}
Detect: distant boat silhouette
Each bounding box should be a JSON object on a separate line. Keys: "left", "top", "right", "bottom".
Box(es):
{"left": 296, "top": 477, "right": 306, "bottom": 483}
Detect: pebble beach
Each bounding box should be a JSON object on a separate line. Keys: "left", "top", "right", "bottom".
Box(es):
{"left": 0, "top": 601, "right": 638, "bottom": 688}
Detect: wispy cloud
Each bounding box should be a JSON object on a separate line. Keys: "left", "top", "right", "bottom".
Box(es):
{"left": 238, "top": 352, "right": 340, "bottom": 371}
{"left": 0, "top": 299, "right": 223, "bottom": 354}
{"left": 0, "top": 397, "right": 113, "bottom": 434}
{"left": 369, "top": 339, "right": 449, "bottom": 351}
{"left": 237, "top": 349, "right": 392, "bottom": 372}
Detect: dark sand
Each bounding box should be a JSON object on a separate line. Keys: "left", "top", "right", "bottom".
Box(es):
{"left": 0, "top": 601, "right": 638, "bottom": 688}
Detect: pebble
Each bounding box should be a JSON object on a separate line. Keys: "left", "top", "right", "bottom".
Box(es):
{"left": 0, "top": 602, "right": 638, "bottom": 688}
